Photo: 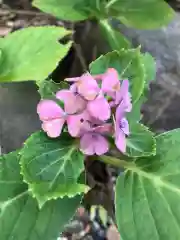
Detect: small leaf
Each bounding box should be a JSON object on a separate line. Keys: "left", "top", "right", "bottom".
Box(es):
{"left": 38, "top": 79, "right": 69, "bottom": 99}
{"left": 90, "top": 50, "right": 146, "bottom": 103}
{"left": 20, "top": 131, "right": 85, "bottom": 207}
{"left": 0, "top": 26, "right": 71, "bottom": 82}
{"left": 116, "top": 129, "right": 180, "bottom": 240}
{"left": 0, "top": 151, "right": 82, "bottom": 240}
{"left": 109, "top": 0, "right": 175, "bottom": 29}
{"left": 126, "top": 123, "right": 156, "bottom": 157}
{"left": 100, "top": 20, "right": 131, "bottom": 50}
{"left": 33, "top": 0, "right": 89, "bottom": 21}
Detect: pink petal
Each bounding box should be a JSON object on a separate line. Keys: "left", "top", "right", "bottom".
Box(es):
{"left": 115, "top": 128, "right": 126, "bottom": 153}
{"left": 67, "top": 111, "right": 91, "bottom": 137}
{"left": 102, "top": 68, "right": 120, "bottom": 94}
{"left": 116, "top": 79, "right": 129, "bottom": 103}
{"left": 70, "top": 83, "right": 77, "bottom": 92}
{"left": 87, "top": 96, "right": 111, "bottom": 121}
{"left": 80, "top": 133, "right": 94, "bottom": 155}
{"left": 80, "top": 133, "right": 109, "bottom": 156}
{"left": 115, "top": 80, "right": 132, "bottom": 112}
{"left": 78, "top": 73, "right": 100, "bottom": 101}
{"left": 115, "top": 102, "right": 125, "bottom": 123}
{"left": 56, "top": 90, "right": 86, "bottom": 114}
{"left": 120, "top": 118, "right": 130, "bottom": 136}
{"left": 37, "top": 100, "right": 64, "bottom": 121}
{"left": 42, "top": 118, "right": 65, "bottom": 138}
{"left": 94, "top": 135, "right": 109, "bottom": 155}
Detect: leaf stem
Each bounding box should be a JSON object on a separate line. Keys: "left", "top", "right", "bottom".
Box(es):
{"left": 98, "top": 155, "right": 135, "bottom": 169}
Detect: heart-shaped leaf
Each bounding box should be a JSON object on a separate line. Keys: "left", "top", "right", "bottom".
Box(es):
{"left": 0, "top": 151, "right": 82, "bottom": 240}
{"left": 116, "top": 129, "right": 180, "bottom": 240}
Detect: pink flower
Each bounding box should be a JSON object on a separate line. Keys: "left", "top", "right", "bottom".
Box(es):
{"left": 37, "top": 68, "right": 132, "bottom": 156}
{"left": 56, "top": 89, "right": 86, "bottom": 114}
{"left": 66, "top": 73, "right": 99, "bottom": 101}
{"left": 80, "top": 133, "right": 109, "bottom": 155}
{"left": 100, "top": 68, "right": 120, "bottom": 96}
{"left": 80, "top": 124, "right": 112, "bottom": 156}
{"left": 95, "top": 68, "right": 132, "bottom": 111}
{"left": 67, "top": 73, "right": 110, "bottom": 121}
{"left": 87, "top": 94, "right": 110, "bottom": 121}
{"left": 37, "top": 90, "right": 90, "bottom": 138}
{"left": 37, "top": 100, "right": 66, "bottom": 138}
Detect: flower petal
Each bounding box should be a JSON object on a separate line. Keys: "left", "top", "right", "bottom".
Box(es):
{"left": 42, "top": 118, "right": 65, "bottom": 138}
{"left": 87, "top": 96, "right": 111, "bottom": 121}
{"left": 37, "top": 100, "right": 64, "bottom": 121}
{"left": 121, "top": 118, "right": 130, "bottom": 135}
{"left": 80, "top": 133, "right": 94, "bottom": 155}
{"left": 115, "top": 128, "right": 126, "bottom": 153}
{"left": 78, "top": 73, "right": 100, "bottom": 101}
{"left": 102, "top": 68, "right": 120, "bottom": 94}
{"left": 115, "top": 102, "right": 126, "bottom": 123}
{"left": 56, "top": 90, "right": 86, "bottom": 114}
{"left": 115, "top": 80, "right": 132, "bottom": 112}
{"left": 67, "top": 111, "right": 91, "bottom": 137}
{"left": 94, "top": 135, "right": 109, "bottom": 155}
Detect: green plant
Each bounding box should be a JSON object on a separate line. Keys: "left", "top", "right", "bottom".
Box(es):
{"left": 0, "top": 1, "right": 178, "bottom": 240}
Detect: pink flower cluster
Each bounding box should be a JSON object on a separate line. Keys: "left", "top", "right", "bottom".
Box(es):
{"left": 37, "top": 68, "right": 132, "bottom": 156}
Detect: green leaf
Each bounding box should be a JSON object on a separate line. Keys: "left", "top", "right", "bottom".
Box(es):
{"left": 90, "top": 50, "right": 146, "bottom": 103}
{"left": 127, "top": 53, "right": 156, "bottom": 123}
{"left": 0, "top": 26, "right": 71, "bottom": 82}
{"left": 108, "top": 0, "right": 175, "bottom": 29}
{"left": 116, "top": 129, "right": 180, "bottom": 240}
{"left": 143, "top": 53, "right": 156, "bottom": 86}
{"left": 126, "top": 123, "right": 156, "bottom": 157}
{"left": 33, "top": 0, "right": 89, "bottom": 21}
{"left": 38, "top": 79, "right": 69, "bottom": 99}
{"left": 100, "top": 20, "right": 131, "bottom": 50}
{"left": 20, "top": 131, "right": 85, "bottom": 207}
{"left": 0, "top": 151, "right": 82, "bottom": 240}
{"left": 31, "top": 182, "right": 89, "bottom": 208}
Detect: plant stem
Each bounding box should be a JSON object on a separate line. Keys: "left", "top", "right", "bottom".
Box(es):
{"left": 98, "top": 155, "right": 135, "bottom": 169}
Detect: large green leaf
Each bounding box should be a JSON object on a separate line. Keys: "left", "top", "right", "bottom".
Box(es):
{"left": 90, "top": 50, "right": 146, "bottom": 103}
{"left": 116, "top": 129, "right": 180, "bottom": 240}
{"left": 20, "top": 131, "right": 85, "bottom": 207}
{"left": 0, "top": 151, "right": 82, "bottom": 240}
{"left": 126, "top": 123, "right": 156, "bottom": 157}
{"left": 0, "top": 26, "right": 71, "bottom": 82}
{"left": 100, "top": 20, "right": 131, "bottom": 51}
{"left": 108, "top": 0, "right": 175, "bottom": 29}
{"left": 33, "top": 0, "right": 89, "bottom": 21}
